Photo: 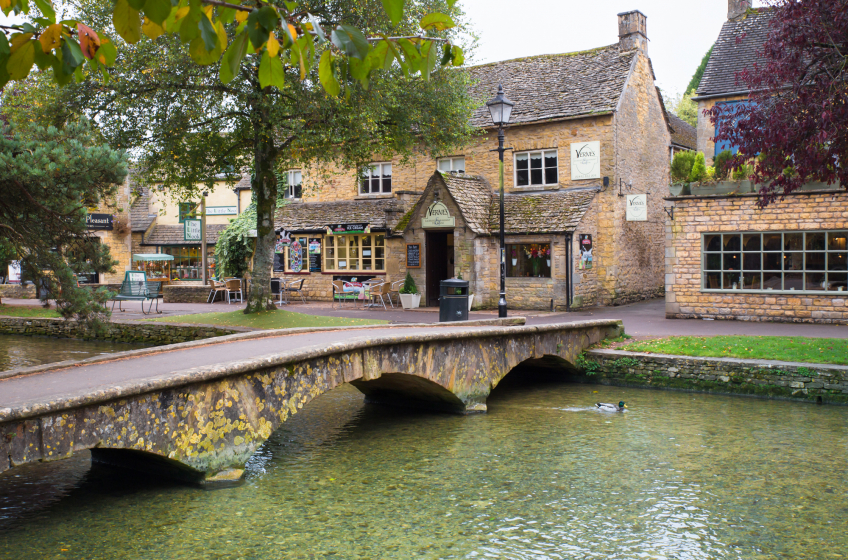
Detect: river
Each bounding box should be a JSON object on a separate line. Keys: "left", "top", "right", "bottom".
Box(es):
{"left": 0, "top": 374, "right": 846, "bottom": 559}
{"left": 0, "top": 334, "right": 151, "bottom": 372}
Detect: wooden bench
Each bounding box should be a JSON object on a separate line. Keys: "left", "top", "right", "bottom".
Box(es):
{"left": 110, "top": 280, "right": 163, "bottom": 314}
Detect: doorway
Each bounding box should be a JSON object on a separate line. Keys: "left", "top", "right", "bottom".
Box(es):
{"left": 425, "top": 231, "right": 452, "bottom": 307}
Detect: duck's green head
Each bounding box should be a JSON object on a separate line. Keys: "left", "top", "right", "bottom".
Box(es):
{"left": 619, "top": 401, "right": 626, "bottom": 408}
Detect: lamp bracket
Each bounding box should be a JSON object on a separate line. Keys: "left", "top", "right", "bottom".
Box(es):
{"left": 664, "top": 206, "right": 674, "bottom": 221}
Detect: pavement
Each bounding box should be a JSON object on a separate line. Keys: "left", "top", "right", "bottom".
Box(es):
{"left": 3, "top": 297, "right": 847, "bottom": 339}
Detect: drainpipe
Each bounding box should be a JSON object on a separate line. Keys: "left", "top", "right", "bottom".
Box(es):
{"left": 564, "top": 231, "right": 573, "bottom": 310}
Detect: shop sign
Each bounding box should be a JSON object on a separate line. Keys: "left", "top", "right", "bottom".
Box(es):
{"left": 578, "top": 234, "right": 593, "bottom": 270}
{"left": 571, "top": 142, "right": 601, "bottom": 180}
{"left": 7, "top": 261, "right": 21, "bottom": 283}
{"left": 206, "top": 206, "right": 237, "bottom": 216}
{"left": 86, "top": 213, "right": 113, "bottom": 230}
{"left": 406, "top": 243, "right": 421, "bottom": 268}
{"left": 626, "top": 194, "right": 647, "bottom": 221}
{"left": 184, "top": 219, "right": 202, "bottom": 241}
{"left": 422, "top": 201, "right": 455, "bottom": 228}
{"left": 326, "top": 223, "right": 371, "bottom": 235}
{"left": 308, "top": 238, "right": 322, "bottom": 272}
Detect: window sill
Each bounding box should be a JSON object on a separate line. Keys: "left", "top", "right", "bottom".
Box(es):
{"left": 513, "top": 185, "right": 561, "bottom": 192}
{"left": 356, "top": 194, "right": 394, "bottom": 200}
{"left": 701, "top": 288, "right": 848, "bottom": 295}
{"left": 321, "top": 271, "right": 386, "bottom": 275}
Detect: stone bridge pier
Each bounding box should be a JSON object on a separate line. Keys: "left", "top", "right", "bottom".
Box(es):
{"left": 1, "top": 321, "right": 622, "bottom": 484}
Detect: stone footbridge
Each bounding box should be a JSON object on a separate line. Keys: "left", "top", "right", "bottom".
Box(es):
{"left": 0, "top": 320, "right": 622, "bottom": 484}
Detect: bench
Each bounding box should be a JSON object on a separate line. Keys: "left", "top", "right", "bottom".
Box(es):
{"left": 110, "top": 280, "right": 163, "bottom": 314}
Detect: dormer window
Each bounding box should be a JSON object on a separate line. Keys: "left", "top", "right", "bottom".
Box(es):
{"left": 360, "top": 163, "right": 392, "bottom": 195}
{"left": 438, "top": 157, "right": 465, "bottom": 174}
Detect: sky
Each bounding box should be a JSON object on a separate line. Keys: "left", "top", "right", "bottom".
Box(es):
{"left": 460, "top": 0, "right": 768, "bottom": 97}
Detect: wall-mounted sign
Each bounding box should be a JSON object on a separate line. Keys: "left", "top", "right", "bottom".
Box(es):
{"left": 206, "top": 206, "right": 238, "bottom": 216}
{"left": 626, "top": 194, "right": 648, "bottom": 221}
{"left": 86, "top": 213, "right": 113, "bottom": 230}
{"left": 184, "top": 219, "right": 202, "bottom": 241}
{"left": 308, "top": 238, "right": 322, "bottom": 272}
{"left": 289, "top": 239, "right": 303, "bottom": 272}
{"left": 578, "top": 234, "right": 593, "bottom": 270}
{"left": 422, "top": 201, "right": 455, "bottom": 228}
{"left": 406, "top": 243, "right": 421, "bottom": 268}
{"left": 571, "top": 142, "right": 601, "bottom": 180}
{"left": 326, "top": 223, "right": 371, "bottom": 235}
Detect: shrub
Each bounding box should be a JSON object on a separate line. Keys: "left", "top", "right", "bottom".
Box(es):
{"left": 400, "top": 272, "right": 419, "bottom": 294}
{"left": 713, "top": 150, "right": 734, "bottom": 180}
{"left": 671, "top": 150, "right": 697, "bottom": 183}
{"left": 689, "top": 152, "right": 707, "bottom": 183}
{"left": 732, "top": 163, "right": 753, "bottom": 181}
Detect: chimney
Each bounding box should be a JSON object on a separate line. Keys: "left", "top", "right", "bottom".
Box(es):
{"left": 618, "top": 10, "right": 648, "bottom": 54}
{"left": 728, "top": 0, "right": 752, "bottom": 20}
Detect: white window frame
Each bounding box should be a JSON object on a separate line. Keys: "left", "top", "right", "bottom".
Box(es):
{"left": 437, "top": 157, "right": 465, "bottom": 174}
{"left": 360, "top": 163, "right": 392, "bottom": 195}
{"left": 514, "top": 149, "right": 559, "bottom": 188}
{"left": 323, "top": 234, "right": 386, "bottom": 272}
{"left": 285, "top": 170, "right": 302, "bottom": 199}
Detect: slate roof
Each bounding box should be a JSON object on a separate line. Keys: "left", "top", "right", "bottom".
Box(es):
{"left": 142, "top": 224, "right": 227, "bottom": 246}
{"left": 274, "top": 198, "right": 403, "bottom": 232}
{"left": 696, "top": 8, "right": 775, "bottom": 97}
{"left": 489, "top": 189, "right": 599, "bottom": 234}
{"left": 668, "top": 114, "right": 697, "bottom": 150}
{"left": 441, "top": 173, "right": 496, "bottom": 234}
{"left": 468, "top": 45, "right": 637, "bottom": 128}
{"left": 130, "top": 184, "right": 157, "bottom": 232}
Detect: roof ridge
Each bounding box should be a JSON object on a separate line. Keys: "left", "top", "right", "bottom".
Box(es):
{"left": 468, "top": 44, "right": 620, "bottom": 69}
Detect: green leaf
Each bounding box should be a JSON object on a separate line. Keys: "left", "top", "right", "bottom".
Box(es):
{"left": 318, "top": 50, "right": 339, "bottom": 96}
{"left": 126, "top": 0, "right": 146, "bottom": 10}
{"left": 331, "top": 25, "right": 369, "bottom": 60}
{"left": 420, "top": 12, "right": 454, "bottom": 31}
{"left": 246, "top": 7, "right": 273, "bottom": 49}
{"left": 0, "top": 34, "right": 10, "bottom": 56}
{"left": 113, "top": 0, "right": 142, "bottom": 44}
{"left": 98, "top": 40, "right": 117, "bottom": 65}
{"left": 258, "top": 49, "right": 285, "bottom": 89}
{"left": 368, "top": 40, "right": 392, "bottom": 71}
{"left": 447, "top": 0, "right": 457, "bottom": 8}
{"left": 255, "top": 5, "right": 279, "bottom": 32}
{"left": 420, "top": 40, "right": 438, "bottom": 79}
{"left": 178, "top": 7, "right": 200, "bottom": 42}
{"left": 381, "top": 0, "right": 403, "bottom": 27}
{"left": 396, "top": 38, "right": 420, "bottom": 74}
{"left": 143, "top": 0, "right": 171, "bottom": 25}
{"left": 61, "top": 38, "right": 85, "bottom": 67}
{"left": 198, "top": 13, "right": 217, "bottom": 51}
{"left": 451, "top": 44, "right": 463, "bottom": 66}
{"left": 219, "top": 6, "right": 236, "bottom": 24}
{"left": 219, "top": 30, "right": 247, "bottom": 84}
{"left": 283, "top": 1, "right": 296, "bottom": 12}
{"left": 188, "top": 20, "right": 225, "bottom": 65}
{"left": 385, "top": 39, "right": 406, "bottom": 76}
{"left": 51, "top": 54, "right": 73, "bottom": 86}
{"left": 7, "top": 39, "right": 35, "bottom": 80}
{"left": 349, "top": 57, "right": 369, "bottom": 89}
{"left": 33, "top": 46, "right": 53, "bottom": 69}
{"left": 440, "top": 43, "right": 451, "bottom": 67}
{"left": 307, "top": 13, "right": 326, "bottom": 42}
{"left": 31, "top": 0, "right": 55, "bottom": 23}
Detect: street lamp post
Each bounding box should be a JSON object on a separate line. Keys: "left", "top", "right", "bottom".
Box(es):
{"left": 486, "top": 84, "right": 515, "bottom": 318}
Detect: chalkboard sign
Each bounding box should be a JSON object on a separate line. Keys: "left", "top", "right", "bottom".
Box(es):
{"left": 308, "top": 237, "right": 322, "bottom": 272}
{"left": 406, "top": 243, "right": 421, "bottom": 268}
{"left": 273, "top": 253, "right": 285, "bottom": 272}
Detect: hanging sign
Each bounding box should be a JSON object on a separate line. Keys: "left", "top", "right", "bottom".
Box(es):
{"left": 326, "top": 223, "right": 371, "bottom": 235}
{"left": 86, "top": 213, "right": 114, "bottom": 230}
{"left": 626, "top": 194, "right": 648, "bottom": 221}
{"left": 578, "top": 234, "right": 593, "bottom": 270}
{"left": 571, "top": 142, "right": 601, "bottom": 180}
{"left": 184, "top": 219, "right": 202, "bottom": 241}
{"left": 422, "top": 201, "right": 455, "bottom": 228}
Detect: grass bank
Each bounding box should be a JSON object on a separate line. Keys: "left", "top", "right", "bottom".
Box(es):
{"left": 620, "top": 335, "right": 848, "bottom": 366}
{"left": 0, "top": 304, "right": 61, "bottom": 318}
{"left": 147, "top": 308, "right": 386, "bottom": 329}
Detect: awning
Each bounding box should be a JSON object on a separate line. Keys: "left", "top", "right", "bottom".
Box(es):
{"left": 132, "top": 253, "right": 174, "bottom": 261}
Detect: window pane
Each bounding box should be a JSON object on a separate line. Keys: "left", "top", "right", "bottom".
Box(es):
{"left": 828, "top": 252, "right": 847, "bottom": 271}
{"left": 723, "top": 272, "right": 741, "bottom": 289}
{"left": 784, "top": 272, "right": 803, "bottom": 290}
{"left": 530, "top": 168, "right": 543, "bottom": 184}
{"left": 763, "top": 234, "right": 782, "bottom": 251}
{"left": 516, "top": 154, "right": 528, "bottom": 170}
{"left": 704, "top": 235, "right": 721, "bottom": 252}
{"left": 806, "top": 272, "right": 826, "bottom": 291}
{"left": 705, "top": 272, "right": 721, "bottom": 289}
{"left": 806, "top": 232, "right": 825, "bottom": 250}
{"left": 764, "top": 253, "right": 782, "bottom": 270}
{"left": 529, "top": 153, "right": 542, "bottom": 169}
{"left": 743, "top": 253, "right": 761, "bottom": 270}
{"left": 360, "top": 179, "right": 370, "bottom": 194}
{"left": 806, "top": 252, "right": 825, "bottom": 270}
{"left": 763, "top": 271, "right": 781, "bottom": 290}
{"left": 454, "top": 157, "right": 465, "bottom": 173}
{"left": 723, "top": 253, "right": 740, "bottom": 270}
{"left": 723, "top": 234, "right": 741, "bottom": 251}
{"left": 506, "top": 243, "right": 551, "bottom": 277}
{"left": 743, "top": 273, "right": 761, "bottom": 289}
{"left": 516, "top": 154, "right": 529, "bottom": 186}
{"left": 438, "top": 159, "right": 451, "bottom": 172}
{"left": 784, "top": 252, "right": 803, "bottom": 271}
{"left": 828, "top": 273, "right": 847, "bottom": 291}
{"left": 382, "top": 164, "right": 392, "bottom": 193}
{"left": 706, "top": 254, "right": 721, "bottom": 270}
{"left": 828, "top": 232, "right": 848, "bottom": 250}
{"left": 545, "top": 167, "right": 557, "bottom": 184}
{"left": 784, "top": 233, "right": 803, "bottom": 251}
{"left": 375, "top": 235, "right": 385, "bottom": 247}
{"left": 371, "top": 176, "right": 380, "bottom": 193}
{"left": 742, "top": 234, "right": 761, "bottom": 251}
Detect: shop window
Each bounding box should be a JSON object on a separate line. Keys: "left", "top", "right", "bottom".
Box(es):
{"left": 161, "top": 246, "right": 215, "bottom": 281}
{"left": 324, "top": 234, "right": 385, "bottom": 272}
{"left": 515, "top": 150, "right": 557, "bottom": 187}
{"left": 703, "top": 231, "right": 847, "bottom": 293}
{"left": 284, "top": 170, "right": 302, "bottom": 199}
{"left": 178, "top": 202, "right": 197, "bottom": 223}
{"left": 506, "top": 243, "right": 551, "bottom": 278}
{"left": 438, "top": 157, "right": 465, "bottom": 174}
{"left": 360, "top": 163, "right": 392, "bottom": 195}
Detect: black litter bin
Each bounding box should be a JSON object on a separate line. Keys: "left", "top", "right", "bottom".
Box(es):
{"left": 439, "top": 278, "right": 469, "bottom": 322}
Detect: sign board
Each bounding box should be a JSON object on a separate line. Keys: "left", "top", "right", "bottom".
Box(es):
{"left": 184, "top": 219, "right": 202, "bottom": 241}
{"left": 571, "top": 142, "right": 601, "bottom": 180}
{"left": 126, "top": 270, "right": 146, "bottom": 283}
{"left": 308, "top": 238, "right": 322, "bottom": 272}
{"left": 326, "top": 223, "right": 370, "bottom": 235}
{"left": 626, "top": 194, "right": 648, "bottom": 221}
{"left": 578, "top": 234, "right": 593, "bottom": 270}
{"left": 406, "top": 243, "right": 421, "bottom": 268}
{"left": 86, "top": 213, "right": 113, "bottom": 230}
{"left": 421, "top": 201, "right": 455, "bottom": 228}
{"left": 206, "top": 206, "right": 238, "bottom": 216}
{"left": 289, "top": 239, "right": 304, "bottom": 272}
{"left": 7, "top": 261, "right": 21, "bottom": 283}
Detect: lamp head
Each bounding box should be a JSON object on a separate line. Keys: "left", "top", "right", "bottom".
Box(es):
{"left": 486, "top": 83, "right": 515, "bottom": 127}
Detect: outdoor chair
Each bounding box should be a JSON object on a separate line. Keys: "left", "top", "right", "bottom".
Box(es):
{"left": 332, "top": 280, "right": 353, "bottom": 309}
{"left": 144, "top": 281, "right": 163, "bottom": 314}
{"left": 271, "top": 278, "right": 284, "bottom": 304}
{"left": 368, "top": 281, "right": 390, "bottom": 310}
{"left": 286, "top": 278, "right": 306, "bottom": 304}
{"left": 387, "top": 279, "right": 404, "bottom": 308}
{"left": 226, "top": 278, "right": 243, "bottom": 304}
{"left": 208, "top": 279, "right": 228, "bottom": 303}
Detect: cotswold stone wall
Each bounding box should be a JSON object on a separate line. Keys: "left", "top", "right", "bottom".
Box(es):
{"left": 0, "top": 317, "right": 243, "bottom": 344}
{"left": 665, "top": 192, "right": 848, "bottom": 324}
{"left": 0, "top": 285, "right": 37, "bottom": 299}
{"left": 585, "top": 349, "right": 848, "bottom": 404}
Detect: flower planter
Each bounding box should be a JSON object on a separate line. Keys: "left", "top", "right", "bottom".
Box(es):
{"left": 669, "top": 183, "right": 690, "bottom": 196}
{"left": 400, "top": 293, "right": 421, "bottom": 309}
{"left": 511, "top": 259, "right": 517, "bottom": 266}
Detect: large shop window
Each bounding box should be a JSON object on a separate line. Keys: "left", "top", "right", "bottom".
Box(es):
{"left": 703, "top": 231, "right": 848, "bottom": 293}
{"left": 284, "top": 170, "right": 302, "bottom": 199}
{"left": 360, "top": 163, "right": 392, "bottom": 195}
{"left": 515, "top": 150, "right": 558, "bottom": 187}
{"left": 324, "top": 234, "right": 385, "bottom": 272}
{"left": 162, "top": 246, "right": 215, "bottom": 281}
{"left": 506, "top": 243, "right": 552, "bottom": 278}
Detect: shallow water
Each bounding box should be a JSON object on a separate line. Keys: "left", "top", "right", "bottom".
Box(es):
{"left": 0, "top": 376, "right": 846, "bottom": 559}
{"left": 0, "top": 334, "right": 151, "bottom": 371}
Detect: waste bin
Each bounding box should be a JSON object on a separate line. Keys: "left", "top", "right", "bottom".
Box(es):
{"left": 439, "top": 278, "right": 469, "bottom": 322}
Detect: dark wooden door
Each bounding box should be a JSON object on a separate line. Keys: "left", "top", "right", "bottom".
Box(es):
{"left": 426, "top": 231, "right": 450, "bottom": 307}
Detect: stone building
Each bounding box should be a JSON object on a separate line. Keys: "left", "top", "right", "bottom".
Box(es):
{"left": 664, "top": 0, "right": 848, "bottom": 324}
{"left": 270, "top": 9, "right": 673, "bottom": 310}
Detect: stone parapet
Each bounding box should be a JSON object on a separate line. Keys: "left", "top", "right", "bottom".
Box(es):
{"left": 0, "top": 285, "right": 37, "bottom": 299}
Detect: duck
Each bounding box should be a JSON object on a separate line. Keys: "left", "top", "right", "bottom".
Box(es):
{"left": 596, "top": 401, "right": 626, "bottom": 412}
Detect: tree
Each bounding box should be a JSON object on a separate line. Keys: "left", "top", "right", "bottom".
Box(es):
{"left": 708, "top": 0, "right": 848, "bottom": 205}
{"left": 685, "top": 45, "right": 713, "bottom": 95}
{"left": 0, "top": 120, "right": 128, "bottom": 319}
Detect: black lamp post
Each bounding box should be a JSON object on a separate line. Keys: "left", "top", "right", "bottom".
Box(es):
{"left": 486, "top": 84, "right": 515, "bottom": 318}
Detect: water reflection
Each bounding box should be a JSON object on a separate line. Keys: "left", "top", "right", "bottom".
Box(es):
{"left": 0, "top": 375, "right": 846, "bottom": 559}
{"left": 0, "top": 334, "right": 151, "bottom": 371}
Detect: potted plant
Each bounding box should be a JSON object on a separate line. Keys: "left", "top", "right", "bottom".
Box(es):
{"left": 399, "top": 272, "right": 421, "bottom": 309}
{"left": 511, "top": 247, "right": 517, "bottom": 266}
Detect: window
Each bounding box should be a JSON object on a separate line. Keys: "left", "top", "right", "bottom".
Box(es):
{"left": 713, "top": 100, "right": 754, "bottom": 158}
{"left": 284, "top": 170, "right": 302, "bottom": 199}
{"left": 161, "top": 246, "right": 215, "bottom": 281}
{"left": 438, "top": 157, "right": 465, "bottom": 174}
{"left": 178, "top": 202, "right": 197, "bottom": 223}
{"left": 506, "top": 243, "right": 552, "bottom": 278}
{"left": 360, "top": 163, "right": 392, "bottom": 195}
{"left": 515, "top": 150, "right": 558, "bottom": 187}
{"left": 324, "top": 234, "right": 385, "bottom": 272}
{"left": 703, "top": 231, "right": 847, "bottom": 293}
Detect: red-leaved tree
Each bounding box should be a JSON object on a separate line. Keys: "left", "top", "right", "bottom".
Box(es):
{"left": 708, "top": 0, "right": 848, "bottom": 206}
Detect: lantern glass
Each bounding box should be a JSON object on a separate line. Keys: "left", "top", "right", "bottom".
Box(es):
{"left": 486, "top": 85, "right": 514, "bottom": 127}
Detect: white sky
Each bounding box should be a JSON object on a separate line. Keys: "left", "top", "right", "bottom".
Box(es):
{"left": 461, "top": 0, "right": 768, "bottom": 97}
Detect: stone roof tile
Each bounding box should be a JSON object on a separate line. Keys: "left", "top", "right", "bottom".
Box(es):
{"left": 440, "top": 173, "right": 494, "bottom": 234}
{"left": 274, "top": 198, "right": 403, "bottom": 232}
{"left": 668, "top": 114, "right": 697, "bottom": 150}
{"left": 142, "top": 224, "right": 227, "bottom": 246}
{"left": 489, "top": 189, "right": 598, "bottom": 234}
{"left": 130, "top": 184, "right": 156, "bottom": 232}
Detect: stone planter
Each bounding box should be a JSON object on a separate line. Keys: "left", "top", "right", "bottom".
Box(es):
{"left": 669, "top": 183, "right": 690, "bottom": 196}
{"left": 692, "top": 180, "right": 752, "bottom": 195}
{"left": 400, "top": 293, "right": 421, "bottom": 309}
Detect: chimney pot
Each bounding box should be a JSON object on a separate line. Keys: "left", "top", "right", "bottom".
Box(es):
{"left": 728, "top": 0, "right": 752, "bottom": 20}
{"left": 617, "top": 10, "right": 648, "bottom": 54}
